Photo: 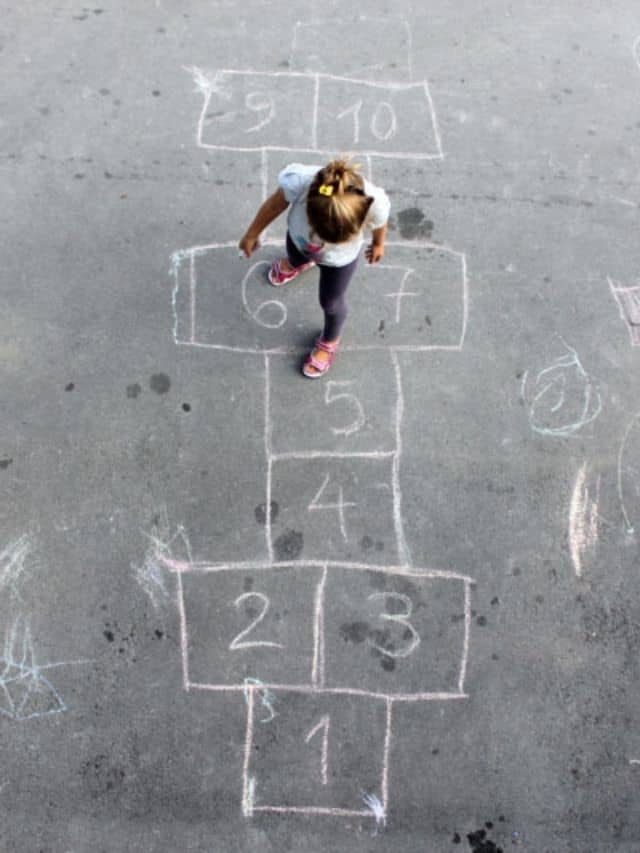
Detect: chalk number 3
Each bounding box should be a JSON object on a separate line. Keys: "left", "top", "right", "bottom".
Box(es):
{"left": 367, "top": 592, "right": 420, "bottom": 658}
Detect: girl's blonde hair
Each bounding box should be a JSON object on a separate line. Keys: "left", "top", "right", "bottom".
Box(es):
{"left": 307, "top": 159, "right": 374, "bottom": 244}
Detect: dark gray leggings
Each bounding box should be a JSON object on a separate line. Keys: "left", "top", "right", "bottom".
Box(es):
{"left": 286, "top": 233, "right": 359, "bottom": 342}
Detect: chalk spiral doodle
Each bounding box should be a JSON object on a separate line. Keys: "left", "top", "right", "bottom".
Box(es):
{"left": 521, "top": 341, "right": 602, "bottom": 437}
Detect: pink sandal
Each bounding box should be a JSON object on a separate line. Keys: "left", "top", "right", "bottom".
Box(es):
{"left": 302, "top": 338, "right": 340, "bottom": 378}
{"left": 268, "top": 258, "right": 315, "bottom": 286}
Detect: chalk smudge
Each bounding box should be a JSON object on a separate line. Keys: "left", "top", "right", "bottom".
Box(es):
{"left": 569, "top": 462, "right": 600, "bottom": 577}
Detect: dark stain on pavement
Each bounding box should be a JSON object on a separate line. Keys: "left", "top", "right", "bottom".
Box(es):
{"left": 397, "top": 208, "right": 434, "bottom": 239}
{"left": 150, "top": 373, "right": 171, "bottom": 394}
{"left": 255, "top": 501, "right": 279, "bottom": 525}
{"left": 274, "top": 529, "right": 303, "bottom": 560}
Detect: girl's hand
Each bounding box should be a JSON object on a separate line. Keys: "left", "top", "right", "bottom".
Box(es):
{"left": 365, "top": 242, "right": 384, "bottom": 264}
{"left": 239, "top": 233, "right": 260, "bottom": 258}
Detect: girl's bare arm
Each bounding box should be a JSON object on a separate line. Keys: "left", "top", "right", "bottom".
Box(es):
{"left": 238, "top": 189, "right": 289, "bottom": 257}
{"left": 366, "top": 224, "right": 387, "bottom": 264}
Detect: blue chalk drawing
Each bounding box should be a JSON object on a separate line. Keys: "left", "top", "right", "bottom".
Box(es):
{"left": 0, "top": 617, "right": 67, "bottom": 721}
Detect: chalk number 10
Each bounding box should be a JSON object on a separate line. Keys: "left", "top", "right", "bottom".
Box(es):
{"left": 336, "top": 100, "right": 397, "bottom": 144}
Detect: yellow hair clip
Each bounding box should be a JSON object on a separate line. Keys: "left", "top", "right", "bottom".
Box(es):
{"left": 318, "top": 184, "right": 334, "bottom": 197}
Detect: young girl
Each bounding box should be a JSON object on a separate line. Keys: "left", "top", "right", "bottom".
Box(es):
{"left": 238, "top": 159, "right": 390, "bottom": 377}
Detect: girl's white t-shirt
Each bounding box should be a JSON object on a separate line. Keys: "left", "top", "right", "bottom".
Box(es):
{"left": 278, "top": 163, "right": 390, "bottom": 267}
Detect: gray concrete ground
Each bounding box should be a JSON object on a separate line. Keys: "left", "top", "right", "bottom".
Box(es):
{"left": 3, "top": 1, "right": 640, "bottom": 850}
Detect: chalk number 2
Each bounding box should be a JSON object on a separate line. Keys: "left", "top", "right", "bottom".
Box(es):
{"left": 229, "top": 592, "right": 284, "bottom": 651}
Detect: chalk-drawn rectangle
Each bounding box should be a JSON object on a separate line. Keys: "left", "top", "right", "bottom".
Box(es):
{"left": 269, "top": 458, "right": 399, "bottom": 566}
{"left": 243, "top": 688, "right": 391, "bottom": 818}
{"left": 182, "top": 566, "right": 322, "bottom": 689}
{"left": 267, "top": 350, "right": 399, "bottom": 457}
{"left": 170, "top": 242, "right": 467, "bottom": 353}
{"left": 323, "top": 568, "right": 471, "bottom": 699}
{"left": 316, "top": 78, "right": 442, "bottom": 159}
{"left": 198, "top": 71, "right": 316, "bottom": 151}
{"left": 344, "top": 244, "right": 468, "bottom": 350}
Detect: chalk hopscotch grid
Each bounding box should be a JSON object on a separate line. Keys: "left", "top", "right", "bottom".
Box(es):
{"left": 170, "top": 239, "right": 469, "bottom": 354}
{"left": 188, "top": 67, "right": 443, "bottom": 161}
{"left": 167, "top": 37, "right": 472, "bottom": 819}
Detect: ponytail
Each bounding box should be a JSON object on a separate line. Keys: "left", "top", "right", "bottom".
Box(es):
{"left": 307, "top": 159, "right": 374, "bottom": 244}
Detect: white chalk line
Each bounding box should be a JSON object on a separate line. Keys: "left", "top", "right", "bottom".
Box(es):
{"left": 617, "top": 413, "right": 640, "bottom": 534}
{"left": 242, "top": 686, "right": 256, "bottom": 816}
{"left": 157, "top": 553, "right": 474, "bottom": 583}
{"left": 381, "top": 697, "right": 393, "bottom": 816}
{"left": 176, "top": 568, "right": 190, "bottom": 691}
{"left": 191, "top": 65, "right": 430, "bottom": 90}
{"left": 390, "top": 351, "right": 411, "bottom": 567}
{"left": 251, "top": 805, "right": 371, "bottom": 817}
{"left": 171, "top": 238, "right": 466, "bottom": 264}
{"left": 189, "top": 254, "right": 196, "bottom": 343}
{"left": 271, "top": 450, "right": 396, "bottom": 462}
{"left": 198, "top": 143, "right": 443, "bottom": 161}
{"left": 311, "top": 566, "right": 328, "bottom": 688}
{"left": 175, "top": 340, "right": 465, "bottom": 355}
{"left": 187, "top": 682, "right": 468, "bottom": 703}
{"left": 458, "top": 579, "right": 473, "bottom": 694}
{"left": 459, "top": 253, "right": 469, "bottom": 350}
{"left": 264, "top": 354, "right": 275, "bottom": 564}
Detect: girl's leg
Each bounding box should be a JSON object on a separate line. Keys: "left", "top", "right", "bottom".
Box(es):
{"left": 303, "top": 256, "right": 359, "bottom": 376}
{"left": 318, "top": 256, "right": 359, "bottom": 341}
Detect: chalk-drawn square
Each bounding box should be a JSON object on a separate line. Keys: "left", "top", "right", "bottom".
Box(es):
{"left": 170, "top": 242, "right": 467, "bottom": 353}
{"left": 243, "top": 689, "right": 391, "bottom": 818}
{"left": 181, "top": 566, "right": 322, "bottom": 689}
{"left": 345, "top": 243, "right": 468, "bottom": 351}
{"left": 269, "top": 457, "right": 399, "bottom": 565}
{"left": 322, "top": 568, "right": 471, "bottom": 699}
{"left": 198, "top": 71, "right": 316, "bottom": 151}
{"left": 289, "top": 17, "right": 412, "bottom": 82}
{"left": 316, "top": 78, "right": 442, "bottom": 159}
{"left": 267, "top": 350, "right": 399, "bottom": 457}
{"left": 171, "top": 243, "right": 286, "bottom": 351}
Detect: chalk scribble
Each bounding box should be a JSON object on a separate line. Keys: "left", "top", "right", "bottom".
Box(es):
{"left": 521, "top": 341, "right": 602, "bottom": 437}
